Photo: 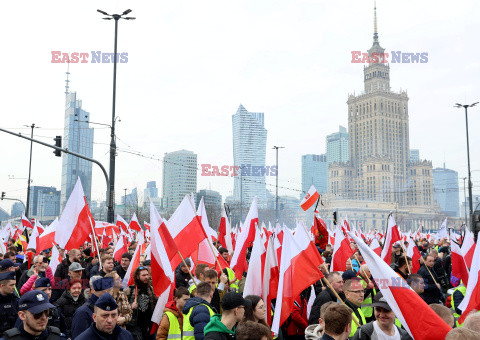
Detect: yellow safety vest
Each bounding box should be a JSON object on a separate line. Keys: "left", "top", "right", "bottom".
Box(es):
{"left": 226, "top": 268, "right": 239, "bottom": 292}
{"left": 183, "top": 303, "right": 214, "bottom": 340}
{"left": 349, "top": 308, "right": 367, "bottom": 338}
{"left": 451, "top": 285, "right": 466, "bottom": 319}
{"left": 359, "top": 278, "right": 376, "bottom": 319}
{"left": 165, "top": 311, "right": 182, "bottom": 339}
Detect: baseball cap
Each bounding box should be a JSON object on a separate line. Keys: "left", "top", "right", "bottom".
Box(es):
{"left": 0, "top": 259, "right": 19, "bottom": 270}
{"left": 221, "top": 292, "right": 252, "bottom": 310}
{"left": 95, "top": 293, "right": 118, "bottom": 311}
{"left": 69, "top": 262, "right": 84, "bottom": 272}
{"left": 19, "top": 290, "right": 55, "bottom": 314}
{"left": 366, "top": 292, "right": 392, "bottom": 311}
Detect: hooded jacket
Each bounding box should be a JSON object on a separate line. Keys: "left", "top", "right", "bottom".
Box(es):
{"left": 182, "top": 297, "right": 215, "bottom": 340}
{"left": 203, "top": 315, "right": 235, "bottom": 340}
{"left": 156, "top": 301, "right": 183, "bottom": 340}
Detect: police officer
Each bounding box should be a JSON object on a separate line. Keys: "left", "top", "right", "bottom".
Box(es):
{"left": 14, "top": 278, "right": 67, "bottom": 336}
{"left": 0, "top": 290, "right": 66, "bottom": 340}
{"left": 71, "top": 276, "right": 114, "bottom": 339}
{"left": 75, "top": 293, "right": 133, "bottom": 340}
{"left": 0, "top": 272, "right": 19, "bottom": 334}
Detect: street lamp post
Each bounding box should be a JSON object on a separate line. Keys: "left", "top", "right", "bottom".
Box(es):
{"left": 463, "top": 177, "right": 467, "bottom": 226}
{"left": 25, "top": 124, "right": 38, "bottom": 217}
{"left": 98, "top": 9, "right": 135, "bottom": 223}
{"left": 455, "top": 102, "right": 478, "bottom": 228}
{"left": 272, "top": 146, "right": 285, "bottom": 222}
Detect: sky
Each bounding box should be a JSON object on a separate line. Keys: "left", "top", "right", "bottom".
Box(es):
{"left": 0, "top": 0, "right": 479, "bottom": 215}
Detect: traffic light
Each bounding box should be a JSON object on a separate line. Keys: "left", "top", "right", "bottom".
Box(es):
{"left": 1, "top": 192, "right": 4, "bottom": 200}
{"left": 54, "top": 136, "right": 62, "bottom": 157}
{"left": 472, "top": 210, "right": 480, "bottom": 237}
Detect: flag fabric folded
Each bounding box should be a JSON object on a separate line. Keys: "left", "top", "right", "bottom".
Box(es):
{"left": 243, "top": 227, "right": 266, "bottom": 297}
{"left": 262, "top": 235, "right": 279, "bottom": 326}
{"left": 37, "top": 218, "right": 58, "bottom": 254}
{"left": 451, "top": 240, "right": 469, "bottom": 286}
{"left": 369, "top": 238, "right": 382, "bottom": 257}
{"left": 113, "top": 234, "right": 128, "bottom": 262}
{"left": 461, "top": 228, "right": 475, "bottom": 268}
{"left": 300, "top": 185, "right": 319, "bottom": 211}
{"left": 406, "top": 235, "right": 421, "bottom": 274}
{"left": 380, "top": 215, "right": 401, "bottom": 265}
{"left": 349, "top": 232, "right": 451, "bottom": 339}
{"left": 21, "top": 214, "right": 33, "bottom": 230}
{"left": 331, "top": 225, "right": 355, "bottom": 272}
{"left": 458, "top": 237, "right": 480, "bottom": 324}
{"left": 129, "top": 213, "right": 142, "bottom": 232}
{"left": 116, "top": 215, "right": 130, "bottom": 234}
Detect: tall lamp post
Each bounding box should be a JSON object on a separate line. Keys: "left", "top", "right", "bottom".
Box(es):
{"left": 24, "top": 124, "right": 38, "bottom": 217}
{"left": 97, "top": 9, "right": 135, "bottom": 223}
{"left": 272, "top": 146, "right": 285, "bottom": 222}
{"left": 455, "top": 102, "right": 478, "bottom": 229}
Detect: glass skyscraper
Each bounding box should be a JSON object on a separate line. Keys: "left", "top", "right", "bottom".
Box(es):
{"left": 326, "top": 126, "right": 349, "bottom": 165}
{"left": 302, "top": 154, "right": 328, "bottom": 196}
{"left": 232, "top": 104, "right": 268, "bottom": 208}
{"left": 162, "top": 150, "right": 197, "bottom": 210}
{"left": 60, "top": 91, "right": 94, "bottom": 210}
{"left": 433, "top": 165, "right": 460, "bottom": 217}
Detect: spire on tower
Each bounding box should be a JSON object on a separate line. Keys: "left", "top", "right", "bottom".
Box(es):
{"left": 373, "top": 1, "right": 379, "bottom": 42}
{"left": 65, "top": 62, "right": 70, "bottom": 95}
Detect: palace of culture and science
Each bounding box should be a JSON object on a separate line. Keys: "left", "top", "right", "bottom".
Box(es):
{"left": 326, "top": 6, "right": 441, "bottom": 230}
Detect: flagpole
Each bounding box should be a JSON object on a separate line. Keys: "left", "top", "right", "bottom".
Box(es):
{"left": 87, "top": 213, "right": 103, "bottom": 270}
{"left": 401, "top": 243, "right": 411, "bottom": 274}
{"left": 206, "top": 235, "right": 224, "bottom": 272}
{"left": 322, "top": 277, "right": 360, "bottom": 327}
{"left": 177, "top": 250, "right": 197, "bottom": 289}
{"left": 353, "top": 253, "right": 371, "bottom": 284}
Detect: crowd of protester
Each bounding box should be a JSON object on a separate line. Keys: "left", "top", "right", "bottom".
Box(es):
{"left": 0, "top": 234, "right": 477, "bottom": 340}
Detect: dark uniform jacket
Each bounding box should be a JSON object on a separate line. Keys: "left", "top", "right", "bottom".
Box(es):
{"left": 0, "top": 325, "right": 67, "bottom": 340}
{"left": 71, "top": 294, "right": 99, "bottom": 339}
{"left": 0, "top": 293, "right": 19, "bottom": 334}
{"left": 75, "top": 323, "right": 134, "bottom": 340}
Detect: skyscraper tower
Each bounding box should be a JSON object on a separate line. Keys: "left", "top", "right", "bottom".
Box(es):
{"left": 60, "top": 72, "right": 94, "bottom": 209}
{"left": 346, "top": 4, "right": 409, "bottom": 204}
{"left": 232, "top": 104, "right": 268, "bottom": 208}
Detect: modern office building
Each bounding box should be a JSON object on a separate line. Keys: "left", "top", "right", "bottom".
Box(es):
{"left": 433, "top": 165, "right": 459, "bottom": 217}
{"left": 302, "top": 154, "right": 328, "bottom": 195}
{"left": 11, "top": 202, "right": 24, "bottom": 218}
{"left": 162, "top": 150, "right": 197, "bottom": 211}
{"left": 28, "top": 186, "right": 61, "bottom": 218}
{"left": 326, "top": 126, "right": 349, "bottom": 166}
{"left": 60, "top": 81, "right": 94, "bottom": 209}
{"left": 410, "top": 149, "right": 419, "bottom": 163}
{"left": 144, "top": 181, "right": 159, "bottom": 201}
{"left": 232, "top": 104, "right": 268, "bottom": 208}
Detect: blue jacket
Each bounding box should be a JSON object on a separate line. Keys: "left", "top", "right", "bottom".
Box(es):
{"left": 0, "top": 325, "right": 67, "bottom": 340}
{"left": 182, "top": 297, "right": 215, "bottom": 340}
{"left": 75, "top": 323, "right": 133, "bottom": 340}
{"left": 71, "top": 294, "right": 99, "bottom": 339}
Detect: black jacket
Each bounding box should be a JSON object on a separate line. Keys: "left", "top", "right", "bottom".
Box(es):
{"left": 55, "top": 290, "right": 87, "bottom": 330}
{"left": 418, "top": 265, "right": 444, "bottom": 304}
{"left": 75, "top": 323, "right": 134, "bottom": 340}
{"left": 0, "top": 325, "right": 67, "bottom": 340}
{"left": 204, "top": 332, "right": 235, "bottom": 340}
{"left": 113, "top": 265, "right": 127, "bottom": 280}
{"left": 308, "top": 287, "right": 345, "bottom": 325}
{"left": 175, "top": 266, "right": 190, "bottom": 288}
{"left": 54, "top": 259, "right": 72, "bottom": 282}
{"left": 0, "top": 293, "right": 19, "bottom": 335}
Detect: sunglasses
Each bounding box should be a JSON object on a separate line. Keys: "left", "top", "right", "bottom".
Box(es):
{"left": 32, "top": 310, "right": 50, "bottom": 319}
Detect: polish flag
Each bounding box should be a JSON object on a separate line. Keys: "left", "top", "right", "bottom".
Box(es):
{"left": 122, "top": 232, "right": 145, "bottom": 288}
{"left": 218, "top": 205, "right": 234, "bottom": 254}
{"left": 55, "top": 178, "right": 95, "bottom": 251}
{"left": 129, "top": 213, "right": 142, "bottom": 232}
{"left": 451, "top": 240, "right": 469, "bottom": 286}
{"left": 331, "top": 225, "right": 355, "bottom": 272}
{"left": 461, "top": 228, "right": 475, "bottom": 268}
{"left": 272, "top": 227, "right": 325, "bottom": 334}
{"left": 349, "top": 232, "right": 452, "bottom": 339}
{"left": 116, "top": 215, "right": 130, "bottom": 234}
{"left": 144, "top": 222, "right": 151, "bottom": 232}
{"left": 27, "top": 220, "right": 42, "bottom": 253}
{"left": 300, "top": 185, "right": 319, "bottom": 211}
{"left": 37, "top": 218, "right": 58, "bottom": 253}
{"left": 243, "top": 227, "right": 266, "bottom": 297}
{"left": 262, "top": 235, "right": 279, "bottom": 326}
{"left": 458, "top": 237, "right": 480, "bottom": 324}
{"left": 406, "top": 235, "right": 421, "bottom": 274}
{"left": 230, "top": 198, "right": 258, "bottom": 280}
{"left": 380, "top": 215, "right": 401, "bottom": 265}
{"left": 152, "top": 202, "right": 181, "bottom": 270}
{"left": 166, "top": 195, "right": 208, "bottom": 260}
{"left": 113, "top": 234, "right": 128, "bottom": 262}
{"left": 369, "top": 238, "right": 382, "bottom": 256}
{"left": 150, "top": 203, "right": 175, "bottom": 332}
{"left": 22, "top": 214, "right": 33, "bottom": 230}
{"left": 49, "top": 246, "right": 63, "bottom": 275}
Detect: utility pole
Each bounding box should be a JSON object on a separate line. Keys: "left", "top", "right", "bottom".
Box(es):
{"left": 98, "top": 9, "right": 135, "bottom": 223}
{"left": 124, "top": 188, "right": 127, "bottom": 216}
{"left": 273, "top": 146, "right": 285, "bottom": 222}
{"left": 25, "top": 124, "right": 38, "bottom": 217}
{"left": 463, "top": 177, "right": 468, "bottom": 226}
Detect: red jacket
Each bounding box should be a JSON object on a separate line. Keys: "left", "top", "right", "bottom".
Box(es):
{"left": 284, "top": 296, "right": 308, "bottom": 336}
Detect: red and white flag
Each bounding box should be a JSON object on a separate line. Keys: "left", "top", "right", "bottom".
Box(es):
{"left": 380, "top": 215, "right": 401, "bottom": 265}
{"left": 272, "top": 227, "right": 324, "bottom": 334}
{"left": 122, "top": 233, "right": 145, "bottom": 288}
{"left": 406, "top": 235, "right": 421, "bottom": 274}
{"left": 243, "top": 227, "right": 266, "bottom": 297}
{"left": 350, "top": 232, "right": 452, "bottom": 339}
{"left": 451, "top": 240, "right": 469, "bottom": 285}
{"left": 331, "top": 225, "right": 354, "bottom": 272}
{"left": 116, "top": 215, "right": 130, "bottom": 234}
{"left": 129, "top": 213, "right": 142, "bottom": 232}
{"left": 262, "top": 235, "right": 279, "bottom": 326}
{"left": 27, "top": 220, "right": 44, "bottom": 253}
{"left": 55, "top": 178, "right": 95, "bottom": 251}
{"left": 300, "top": 185, "right": 319, "bottom": 211}
{"left": 230, "top": 198, "right": 258, "bottom": 280}
{"left": 37, "top": 218, "right": 58, "bottom": 254}
{"left": 21, "top": 214, "right": 33, "bottom": 230}
{"left": 461, "top": 228, "right": 475, "bottom": 268}
{"left": 218, "top": 205, "right": 234, "bottom": 254}
{"left": 113, "top": 234, "right": 128, "bottom": 262}
{"left": 369, "top": 238, "right": 382, "bottom": 257}
{"left": 166, "top": 195, "right": 208, "bottom": 260}
{"left": 49, "top": 246, "right": 63, "bottom": 275}
{"left": 458, "top": 236, "right": 480, "bottom": 324}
